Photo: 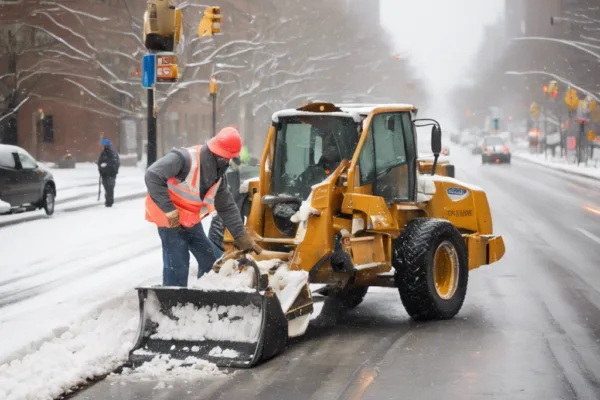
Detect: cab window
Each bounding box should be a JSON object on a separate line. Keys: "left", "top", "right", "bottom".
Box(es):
{"left": 357, "top": 112, "right": 415, "bottom": 202}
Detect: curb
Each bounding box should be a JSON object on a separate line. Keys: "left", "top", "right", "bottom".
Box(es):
{"left": 513, "top": 153, "right": 600, "bottom": 182}
{"left": 0, "top": 192, "right": 146, "bottom": 229}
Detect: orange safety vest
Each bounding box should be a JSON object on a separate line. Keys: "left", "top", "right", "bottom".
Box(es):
{"left": 145, "top": 145, "right": 222, "bottom": 228}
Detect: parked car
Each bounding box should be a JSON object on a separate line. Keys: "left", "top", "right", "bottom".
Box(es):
{"left": 0, "top": 144, "right": 56, "bottom": 215}
{"left": 481, "top": 136, "right": 511, "bottom": 164}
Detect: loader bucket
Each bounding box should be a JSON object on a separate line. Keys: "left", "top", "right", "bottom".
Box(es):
{"left": 128, "top": 285, "right": 288, "bottom": 368}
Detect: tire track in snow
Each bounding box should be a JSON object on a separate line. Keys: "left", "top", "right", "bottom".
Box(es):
{"left": 0, "top": 243, "right": 159, "bottom": 308}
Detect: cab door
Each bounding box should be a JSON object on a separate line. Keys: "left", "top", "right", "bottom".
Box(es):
{"left": 356, "top": 111, "right": 417, "bottom": 204}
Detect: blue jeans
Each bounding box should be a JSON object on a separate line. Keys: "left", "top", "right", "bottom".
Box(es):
{"left": 158, "top": 222, "right": 224, "bottom": 287}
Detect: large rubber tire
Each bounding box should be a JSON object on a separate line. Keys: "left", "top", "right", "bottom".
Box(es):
{"left": 42, "top": 185, "right": 55, "bottom": 216}
{"left": 393, "top": 218, "right": 468, "bottom": 321}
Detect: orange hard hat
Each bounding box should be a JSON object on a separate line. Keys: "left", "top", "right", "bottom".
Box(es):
{"left": 207, "top": 126, "right": 242, "bottom": 159}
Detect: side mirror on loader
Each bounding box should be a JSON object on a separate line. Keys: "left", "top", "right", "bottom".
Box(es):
{"left": 431, "top": 125, "right": 442, "bottom": 155}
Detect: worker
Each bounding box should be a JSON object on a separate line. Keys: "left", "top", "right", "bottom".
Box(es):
{"left": 97, "top": 138, "right": 120, "bottom": 207}
{"left": 144, "top": 127, "right": 263, "bottom": 287}
{"left": 239, "top": 146, "right": 250, "bottom": 165}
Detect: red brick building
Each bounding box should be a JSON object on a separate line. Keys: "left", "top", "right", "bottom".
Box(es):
{"left": 0, "top": 0, "right": 144, "bottom": 163}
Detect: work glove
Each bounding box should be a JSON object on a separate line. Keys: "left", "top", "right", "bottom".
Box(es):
{"left": 165, "top": 209, "right": 180, "bottom": 228}
{"left": 234, "top": 232, "right": 263, "bottom": 254}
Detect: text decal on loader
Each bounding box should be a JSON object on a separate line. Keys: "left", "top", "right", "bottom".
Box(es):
{"left": 446, "top": 187, "right": 469, "bottom": 202}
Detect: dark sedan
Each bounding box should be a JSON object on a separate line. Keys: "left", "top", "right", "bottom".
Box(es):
{"left": 0, "top": 144, "right": 56, "bottom": 215}
{"left": 481, "top": 136, "right": 511, "bottom": 164}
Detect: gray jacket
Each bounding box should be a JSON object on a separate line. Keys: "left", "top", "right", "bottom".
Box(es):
{"left": 145, "top": 145, "right": 245, "bottom": 239}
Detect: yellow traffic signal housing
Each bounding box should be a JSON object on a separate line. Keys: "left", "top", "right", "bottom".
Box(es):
{"left": 198, "top": 6, "right": 222, "bottom": 37}
{"left": 143, "top": 0, "right": 182, "bottom": 52}
{"left": 209, "top": 75, "right": 218, "bottom": 94}
{"left": 530, "top": 102, "right": 540, "bottom": 118}
{"left": 564, "top": 88, "right": 579, "bottom": 111}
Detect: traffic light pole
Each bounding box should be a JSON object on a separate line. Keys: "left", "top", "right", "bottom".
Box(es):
{"left": 577, "top": 121, "right": 584, "bottom": 166}
{"left": 147, "top": 88, "right": 157, "bottom": 167}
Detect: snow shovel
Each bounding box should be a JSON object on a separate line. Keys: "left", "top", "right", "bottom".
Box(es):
{"left": 128, "top": 256, "right": 289, "bottom": 369}
{"left": 97, "top": 176, "right": 101, "bottom": 201}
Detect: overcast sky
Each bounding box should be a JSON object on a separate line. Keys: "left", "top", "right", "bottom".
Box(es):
{"left": 380, "top": 0, "right": 505, "bottom": 128}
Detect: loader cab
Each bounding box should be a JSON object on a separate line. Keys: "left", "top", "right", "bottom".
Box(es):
{"left": 350, "top": 107, "right": 418, "bottom": 203}
{"left": 271, "top": 114, "right": 360, "bottom": 200}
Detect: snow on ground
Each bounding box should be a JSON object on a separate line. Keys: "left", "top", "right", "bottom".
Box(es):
{"left": 0, "top": 163, "right": 146, "bottom": 224}
{"left": 0, "top": 295, "right": 139, "bottom": 400}
{"left": 0, "top": 198, "right": 218, "bottom": 398}
{"left": 513, "top": 152, "right": 600, "bottom": 181}
{"left": 120, "top": 354, "right": 223, "bottom": 382}
{"left": 0, "top": 199, "right": 10, "bottom": 213}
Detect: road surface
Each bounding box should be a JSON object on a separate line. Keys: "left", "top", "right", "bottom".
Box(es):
{"left": 74, "top": 148, "right": 600, "bottom": 400}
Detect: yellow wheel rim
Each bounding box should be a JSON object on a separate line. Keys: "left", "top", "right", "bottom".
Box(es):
{"left": 433, "top": 241, "right": 459, "bottom": 300}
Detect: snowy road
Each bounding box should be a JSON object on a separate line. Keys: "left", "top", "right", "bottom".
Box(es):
{"left": 0, "top": 165, "right": 146, "bottom": 228}
{"left": 2, "top": 148, "right": 600, "bottom": 399}
{"left": 68, "top": 147, "right": 600, "bottom": 400}
{"left": 0, "top": 199, "right": 162, "bottom": 364}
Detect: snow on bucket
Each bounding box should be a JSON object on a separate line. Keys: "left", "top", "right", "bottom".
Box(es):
{"left": 129, "top": 257, "right": 306, "bottom": 368}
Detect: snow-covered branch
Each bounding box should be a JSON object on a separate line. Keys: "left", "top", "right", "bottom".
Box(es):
{"left": 0, "top": 96, "right": 30, "bottom": 123}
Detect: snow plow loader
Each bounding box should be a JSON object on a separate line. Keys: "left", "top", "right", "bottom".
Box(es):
{"left": 129, "top": 102, "right": 505, "bottom": 368}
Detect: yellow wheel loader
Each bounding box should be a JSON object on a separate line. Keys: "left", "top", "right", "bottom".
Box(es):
{"left": 129, "top": 102, "right": 505, "bottom": 368}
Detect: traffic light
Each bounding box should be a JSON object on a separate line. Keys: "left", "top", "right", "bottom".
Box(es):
{"left": 198, "top": 6, "right": 222, "bottom": 37}
{"left": 209, "top": 75, "right": 218, "bottom": 95}
{"left": 143, "top": 0, "right": 183, "bottom": 52}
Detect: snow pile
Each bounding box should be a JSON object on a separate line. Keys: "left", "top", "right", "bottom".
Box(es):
{"left": 209, "top": 346, "right": 240, "bottom": 358}
{"left": 0, "top": 198, "right": 10, "bottom": 213}
{"left": 191, "top": 259, "right": 255, "bottom": 292}
{"left": 268, "top": 265, "right": 309, "bottom": 313}
{"left": 513, "top": 152, "right": 600, "bottom": 180}
{"left": 416, "top": 173, "right": 436, "bottom": 202}
{"left": 120, "top": 354, "right": 223, "bottom": 381}
{"left": 0, "top": 296, "right": 139, "bottom": 400}
{"left": 147, "top": 292, "right": 262, "bottom": 343}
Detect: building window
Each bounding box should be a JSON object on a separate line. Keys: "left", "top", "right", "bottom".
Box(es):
{"left": 38, "top": 116, "right": 54, "bottom": 143}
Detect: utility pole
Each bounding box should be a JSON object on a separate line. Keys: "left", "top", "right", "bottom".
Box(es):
{"left": 147, "top": 89, "right": 157, "bottom": 166}
{"left": 141, "top": 1, "right": 182, "bottom": 168}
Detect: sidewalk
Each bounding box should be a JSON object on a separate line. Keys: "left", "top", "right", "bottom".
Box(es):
{"left": 512, "top": 152, "right": 600, "bottom": 181}
{"left": 0, "top": 163, "right": 147, "bottom": 227}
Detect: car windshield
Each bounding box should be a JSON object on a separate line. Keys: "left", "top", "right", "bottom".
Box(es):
{"left": 271, "top": 115, "right": 359, "bottom": 199}
{"left": 484, "top": 136, "right": 504, "bottom": 146}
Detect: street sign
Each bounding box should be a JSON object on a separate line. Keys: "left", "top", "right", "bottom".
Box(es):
{"left": 156, "top": 53, "right": 178, "bottom": 83}
{"left": 141, "top": 54, "right": 156, "bottom": 88}
{"left": 565, "top": 88, "right": 579, "bottom": 110}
